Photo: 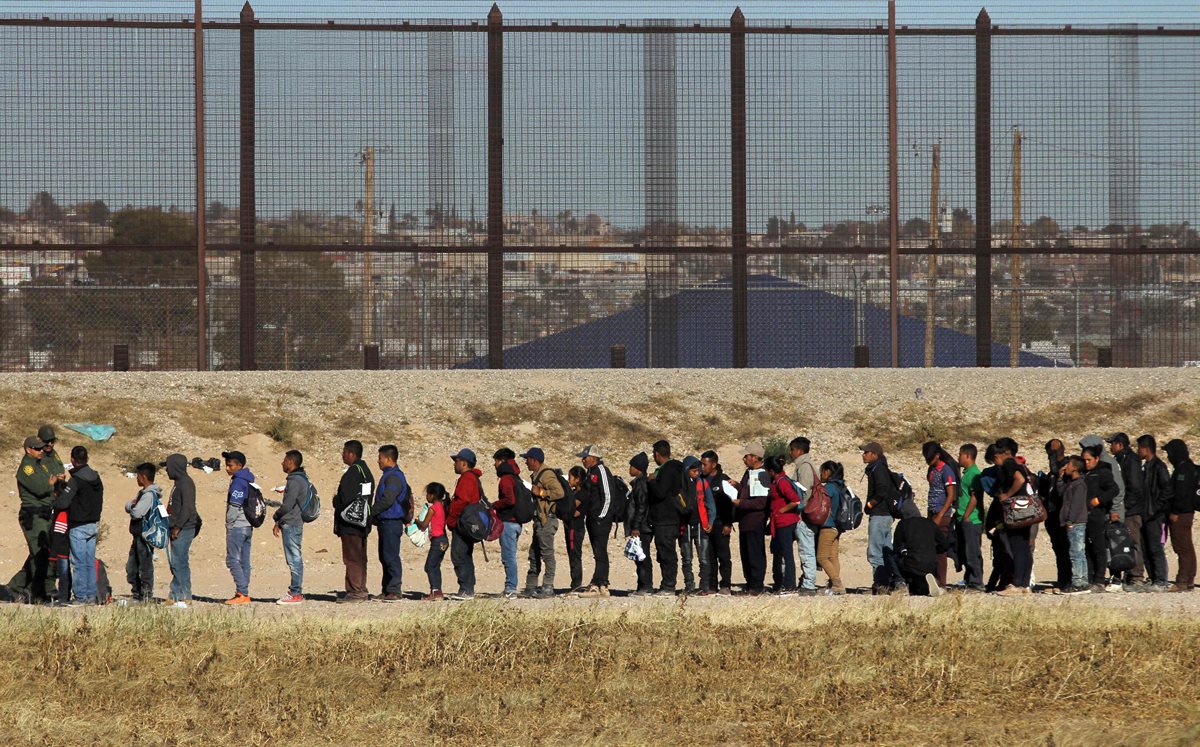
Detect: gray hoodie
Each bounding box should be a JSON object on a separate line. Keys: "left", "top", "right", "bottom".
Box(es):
{"left": 164, "top": 453, "right": 200, "bottom": 532}
{"left": 1080, "top": 435, "right": 1126, "bottom": 521}
{"left": 274, "top": 469, "right": 308, "bottom": 527}
{"left": 125, "top": 483, "right": 162, "bottom": 535}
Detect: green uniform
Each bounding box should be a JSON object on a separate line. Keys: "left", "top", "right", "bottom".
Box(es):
{"left": 41, "top": 449, "right": 65, "bottom": 485}
{"left": 8, "top": 455, "right": 58, "bottom": 600}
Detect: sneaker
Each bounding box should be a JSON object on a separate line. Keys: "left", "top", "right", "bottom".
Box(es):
{"left": 168, "top": 600, "right": 189, "bottom": 609}
{"left": 577, "top": 585, "right": 609, "bottom": 598}
{"left": 518, "top": 587, "right": 539, "bottom": 599}
{"left": 1168, "top": 583, "right": 1194, "bottom": 593}
{"left": 275, "top": 593, "right": 303, "bottom": 606}
{"left": 994, "top": 586, "right": 1026, "bottom": 597}
{"left": 1106, "top": 580, "right": 1125, "bottom": 593}
{"left": 224, "top": 593, "right": 251, "bottom": 605}
{"left": 1089, "top": 584, "right": 1108, "bottom": 593}
{"left": 534, "top": 586, "right": 556, "bottom": 599}
{"left": 1064, "top": 584, "right": 1092, "bottom": 595}
{"left": 926, "top": 575, "right": 944, "bottom": 597}
{"left": 823, "top": 587, "right": 847, "bottom": 596}
{"left": 503, "top": 591, "right": 518, "bottom": 600}
{"left": 717, "top": 587, "right": 733, "bottom": 596}
{"left": 1151, "top": 582, "right": 1171, "bottom": 593}
{"left": 379, "top": 593, "right": 402, "bottom": 603}
{"left": 1123, "top": 582, "right": 1150, "bottom": 594}
{"left": 797, "top": 588, "right": 818, "bottom": 597}
{"left": 448, "top": 592, "right": 475, "bottom": 601}
{"left": 654, "top": 588, "right": 676, "bottom": 597}
{"left": 421, "top": 591, "right": 445, "bottom": 602}
{"left": 694, "top": 590, "right": 716, "bottom": 597}
{"left": 337, "top": 595, "right": 369, "bottom": 604}
{"left": 776, "top": 588, "right": 798, "bottom": 598}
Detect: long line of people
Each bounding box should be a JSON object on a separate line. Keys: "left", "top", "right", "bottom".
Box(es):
{"left": 9, "top": 426, "right": 1196, "bottom": 606}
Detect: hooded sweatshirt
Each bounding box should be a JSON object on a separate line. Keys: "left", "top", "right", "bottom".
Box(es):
{"left": 1165, "top": 439, "right": 1198, "bottom": 515}
{"left": 226, "top": 466, "right": 255, "bottom": 529}
{"left": 164, "top": 454, "right": 199, "bottom": 532}
{"left": 1080, "top": 435, "right": 1125, "bottom": 519}
{"left": 448, "top": 467, "right": 484, "bottom": 531}
{"left": 126, "top": 483, "right": 162, "bottom": 535}
{"left": 53, "top": 463, "right": 103, "bottom": 526}
{"left": 494, "top": 459, "right": 522, "bottom": 523}
{"left": 1056, "top": 474, "right": 1088, "bottom": 527}
{"left": 274, "top": 468, "right": 308, "bottom": 527}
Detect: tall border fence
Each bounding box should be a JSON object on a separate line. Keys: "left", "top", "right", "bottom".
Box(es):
{"left": 1, "top": 5, "right": 1198, "bottom": 371}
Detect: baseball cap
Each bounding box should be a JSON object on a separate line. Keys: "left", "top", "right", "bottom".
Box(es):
{"left": 520, "top": 447, "right": 545, "bottom": 463}
{"left": 576, "top": 444, "right": 603, "bottom": 459}
{"left": 37, "top": 425, "right": 56, "bottom": 443}
{"left": 1105, "top": 432, "right": 1130, "bottom": 446}
{"left": 221, "top": 450, "right": 247, "bottom": 465}
{"left": 1079, "top": 435, "right": 1103, "bottom": 448}
{"left": 23, "top": 436, "right": 45, "bottom": 450}
{"left": 742, "top": 441, "right": 765, "bottom": 459}
{"left": 450, "top": 448, "right": 477, "bottom": 466}
{"left": 859, "top": 441, "right": 884, "bottom": 456}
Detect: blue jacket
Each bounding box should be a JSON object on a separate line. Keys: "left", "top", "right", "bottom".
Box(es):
{"left": 823, "top": 479, "right": 846, "bottom": 529}
{"left": 374, "top": 465, "right": 411, "bottom": 522}
{"left": 226, "top": 467, "right": 255, "bottom": 529}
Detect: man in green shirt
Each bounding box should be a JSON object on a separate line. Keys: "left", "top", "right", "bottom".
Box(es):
{"left": 956, "top": 443, "right": 984, "bottom": 590}
{"left": 7, "top": 436, "right": 65, "bottom": 603}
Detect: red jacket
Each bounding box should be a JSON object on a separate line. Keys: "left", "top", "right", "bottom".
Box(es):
{"left": 448, "top": 468, "right": 484, "bottom": 530}
{"left": 494, "top": 459, "right": 522, "bottom": 522}
{"left": 769, "top": 474, "right": 802, "bottom": 534}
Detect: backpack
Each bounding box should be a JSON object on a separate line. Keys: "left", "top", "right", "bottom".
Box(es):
{"left": 512, "top": 478, "right": 536, "bottom": 524}
{"left": 1106, "top": 521, "right": 1137, "bottom": 573}
{"left": 96, "top": 559, "right": 112, "bottom": 604}
{"left": 888, "top": 471, "right": 914, "bottom": 519}
{"left": 677, "top": 482, "right": 698, "bottom": 522}
{"left": 798, "top": 463, "right": 831, "bottom": 525}
{"left": 140, "top": 493, "right": 170, "bottom": 550}
{"left": 243, "top": 483, "right": 267, "bottom": 528}
{"left": 459, "top": 498, "right": 493, "bottom": 542}
{"left": 835, "top": 484, "right": 864, "bottom": 532}
{"left": 298, "top": 474, "right": 321, "bottom": 523}
{"left": 608, "top": 474, "right": 629, "bottom": 523}
{"left": 552, "top": 469, "right": 574, "bottom": 522}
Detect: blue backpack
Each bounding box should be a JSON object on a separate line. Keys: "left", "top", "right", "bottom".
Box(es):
{"left": 140, "top": 493, "right": 170, "bottom": 549}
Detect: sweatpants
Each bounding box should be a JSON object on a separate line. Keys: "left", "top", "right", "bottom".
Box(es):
{"left": 654, "top": 523, "right": 680, "bottom": 591}
{"left": 585, "top": 514, "right": 612, "bottom": 587}
{"left": 739, "top": 527, "right": 766, "bottom": 593}
{"left": 1170, "top": 512, "right": 1196, "bottom": 588}
{"left": 565, "top": 514, "right": 585, "bottom": 589}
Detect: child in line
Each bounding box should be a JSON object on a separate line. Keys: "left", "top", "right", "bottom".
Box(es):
{"left": 1056, "top": 455, "right": 1091, "bottom": 594}
{"left": 124, "top": 463, "right": 162, "bottom": 602}
{"left": 417, "top": 483, "right": 449, "bottom": 601}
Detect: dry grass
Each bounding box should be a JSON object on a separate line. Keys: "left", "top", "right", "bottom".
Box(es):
{"left": 0, "top": 599, "right": 1197, "bottom": 746}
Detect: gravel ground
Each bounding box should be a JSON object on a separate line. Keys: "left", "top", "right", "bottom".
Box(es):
{"left": 2, "top": 368, "right": 1199, "bottom": 611}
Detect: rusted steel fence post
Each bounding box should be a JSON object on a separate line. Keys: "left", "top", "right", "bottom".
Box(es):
{"left": 194, "top": 0, "right": 208, "bottom": 370}
{"left": 887, "top": 0, "right": 900, "bottom": 367}
{"left": 487, "top": 4, "right": 505, "bottom": 369}
{"left": 239, "top": 1, "right": 257, "bottom": 370}
{"left": 730, "top": 8, "right": 748, "bottom": 368}
{"left": 974, "top": 8, "right": 993, "bottom": 367}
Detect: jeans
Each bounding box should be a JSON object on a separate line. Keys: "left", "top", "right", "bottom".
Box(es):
{"left": 56, "top": 557, "right": 71, "bottom": 603}
{"left": 526, "top": 516, "right": 558, "bottom": 591}
{"left": 679, "top": 524, "right": 697, "bottom": 591}
{"left": 225, "top": 525, "right": 253, "bottom": 596}
{"left": 68, "top": 523, "right": 98, "bottom": 603}
{"left": 425, "top": 535, "right": 447, "bottom": 592}
{"left": 281, "top": 524, "right": 304, "bottom": 596}
{"left": 696, "top": 529, "right": 713, "bottom": 592}
{"left": 168, "top": 527, "right": 195, "bottom": 601}
{"left": 654, "top": 523, "right": 679, "bottom": 591}
{"left": 450, "top": 529, "right": 476, "bottom": 595}
{"left": 957, "top": 520, "right": 984, "bottom": 587}
{"left": 770, "top": 524, "right": 797, "bottom": 590}
{"left": 795, "top": 522, "right": 818, "bottom": 591}
{"left": 500, "top": 521, "right": 522, "bottom": 593}
{"left": 867, "top": 515, "right": 902, "bottom": 588}
{"left": 586, "top": 514, "right": 612, "bottom": 587}
{"left": 1067, "top": 524, "right": 1087, "bottom": 588}
{"left": 126, "top": 535, "right": 154, "bottom": 601}
{"left": 377, "top": 519, "right": 404, "bottom": 595}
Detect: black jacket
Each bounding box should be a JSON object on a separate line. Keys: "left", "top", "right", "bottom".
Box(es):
{"left": 1084, "top": 462, "right": 1119, "bottom": 515}
{"left": 893, "top": 514, "right": 948, "bottom": 575}
{"left": 648, "top": 458, "right": 684, "bottom": 527}
{"left": 334, "top": 460, "right": 375, "bottom": 537}
{"left": 865, "top": 458, "right": 899, "bottom": 518}
{"left": 710, "top": 470, "right": 735, "bottom": 527}
{"left": 54, "top": 464, "right": 103, "bottom": 526}
{"left": 1141, "top": 456, "right": 1174, "bottom": 519}
{"left": 625, "top": 475, "right": 651, "bottom": 536}
{"left": 1166, "top": 440, "right": 1199, "bottom": 515}
{"left": 164, "top": 454, "right": 199, "bottom": 532}
{"left": 582, "top": 462, "right": 615, "bottom": 520}
{"left": 1114, "top": 448, "right": 1146, "bottom": 516}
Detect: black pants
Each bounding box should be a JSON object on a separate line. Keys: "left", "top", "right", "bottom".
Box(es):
{"left": 707, "top": 522, "right": 733, "bottom": 590}
{"left": 450, "top": 529, "right": 476, "bottom": 595}
{"left": 633, "top": 533, "right": 654, "bottom": 592}
{"left": 125, "top": 535, "right": 154, "bottom": 601}
{"left": 564, "top": 514, "right": 585, "bottom": 589}
{"left": 1007, "top": 526, "right": 1033, "bottom": 588}
{"left": 1085, "top": 512, "right": 1109, "bottom": 585}
{"left": 377, "top": 519, "right": 404, "bottom": 595}
{"left": 585, "top": 514, "right": 612, "bottom": 587}
{"left": 1141, "top": 514, "right": 1170, "bottom": 584}
{"left": 739, "top": 527, "right": 766, "bottom": 592}
{"left": 653, "top": 522, "right": 679, "bottom": 591}
{"left": 986, "top": 530, "right": 1013, "bottom": 592}
{"left": 901, "top": 565, "right": 933, "bottom": 596}
{"left": 1044, "top": 511, "right": 1073, "bottom": 589}
{"left": 956, "top": 520, "right": 984, "bottom": 587}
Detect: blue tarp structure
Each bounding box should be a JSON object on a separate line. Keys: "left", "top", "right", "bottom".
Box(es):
{"left": 462, "top": 274, "right": 1054, "bottom": 369}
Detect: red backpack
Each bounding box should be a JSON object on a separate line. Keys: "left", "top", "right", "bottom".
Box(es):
{"left": 800, "top": 462, "right": 832, "bottom": 525}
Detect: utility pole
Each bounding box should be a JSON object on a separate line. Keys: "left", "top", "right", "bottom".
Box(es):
{"left": 925, "top": 143, "right": 940, "bottom": 368}
{"left": 360, "top": 146, "right": 375, "bottom": 348}
{"left": 1010, "top": 127, "right": 1022, "bottom": 367}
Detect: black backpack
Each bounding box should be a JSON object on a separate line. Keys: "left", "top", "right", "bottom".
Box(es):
{"left": 512, "top": 478, "right": 536, "bottom": 524}
{"left": 459, "top": 498, "right": 493, "bottom": 541}
{"left": 608, "top": 474, "right": 629, "bottom": 523}
{"left": 552, "top": 469, "right": 574, "bottom": 522}
{"left": 835, "top": 483, "right": 864, "bottom": 532}
{"left": 243, "top": 483, "right": 267, "bottom": 528}
{"left": 677, "top": 480, "right": 698, "bottom": 523}
{"left": 888, "top": 472, "right": 914, "bottom": 519}
{"left": 1106, "top": 521, "right": 1137, "bottom": 573}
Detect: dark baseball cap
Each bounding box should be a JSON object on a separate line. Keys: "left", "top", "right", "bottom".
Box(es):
{"left": 450, "top": 448, "right": 477, "bottom": 466}
{"left": 23, "top": 436, "right": 45, "bottom": 450}
{"left": 1105, "top": 432, "right": 1130, "bottom": 446}
{"left": 221, "top": 450, "right": 247, "bottom": 465}
{"left": 859, "top": 441, "right": 884, "bottom": 456}
{"left": 37, "top": 425, "right": 56, "bottom": 443}
{"left": 520, "top": 447, "right": 545, "bottom": 463}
